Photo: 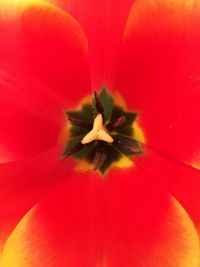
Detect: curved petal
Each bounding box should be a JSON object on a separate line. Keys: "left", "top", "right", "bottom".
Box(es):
{"left": 0, "top": 0, "right": 91, "bottom": 102}
{"left": 50, "top": 0, "right": 133, "bottom": 89}
{"left": 2, "top": 169, "right": 199, "bottom": 266}
{"left": 135, "top": 145, "right": 200, "bottom": 236}
{"left": 115, "top": 0, "right": 200, "bottom": 166}
{"left": 0, "top": 0, "right": 90, "bottom": 160}
{"left": 0, "top": 146, "right": 73, "bottom": 251}
{"left": 0, "top": 71, "right": 65, "bottom": 162}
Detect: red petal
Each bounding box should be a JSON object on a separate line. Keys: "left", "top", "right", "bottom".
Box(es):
{"left": 135, "top": 145, "right": 200, "bottom": 235}
{"left": 138, "top": 91, "right": 200, "bottom": 167}
{"left": 1, "top": 0, "right": 91, "bottom": 102}
{"left": 115, "top": 0, "right": 200, "bottom": 165}
{"left": 0, "top": 73, "right": 64, "bottom": 161}
{"left": 0, "top": 0, "right": 90, "bottom": 160}
{"left": 52, "top": 0, "right": 133, "bottom": 89}
{"left": 2, "top": 169, "right": 199, "bottom": 266}
{"left": 0, "top": 146, "right": 73, "bottom": 250}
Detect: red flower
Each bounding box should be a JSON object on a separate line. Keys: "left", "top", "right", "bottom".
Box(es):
{"left": 0, "top": 0, "right": 200, "bottom": 266}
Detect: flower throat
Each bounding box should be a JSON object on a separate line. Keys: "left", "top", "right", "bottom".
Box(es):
{"left": 62, "top": 88, "right": 143, "bottom": 175}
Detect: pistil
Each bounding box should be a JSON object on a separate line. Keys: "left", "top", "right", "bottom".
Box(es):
{"left": 81, "top": 114, "right": 114, "bottom": 144}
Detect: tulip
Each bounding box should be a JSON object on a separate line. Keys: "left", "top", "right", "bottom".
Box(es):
{"left": 0, "top": 0, "right": 200, "bottom": 266}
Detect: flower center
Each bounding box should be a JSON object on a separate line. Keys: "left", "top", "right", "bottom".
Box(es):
{"left": 62, "top": 88, "right": 144, "bottom": 175}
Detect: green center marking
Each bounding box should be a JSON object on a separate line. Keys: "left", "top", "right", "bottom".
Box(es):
{"left": 62, "top": 88, "right": 143, "bottom": 175}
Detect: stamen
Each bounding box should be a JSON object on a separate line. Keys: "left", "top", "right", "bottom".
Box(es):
{"left": 93, "top": 148, "right": 107, "bottom": 170}
{"left": 62, "top": 142, "right": 84, "bottom": 159}
{"left": 68, "top": 117, "right": 92, "bottom": 130}
{"left": 117, "top": 139, "right": 141, "bottom": 153}
{"left": 94, "top": 91, "right": 104, "bottom": 115}
{"left": 107, "top": 116, "right": 126, "bottom": 131}
{"left": 112, "top": 116, "right": 126, "bottom": 128}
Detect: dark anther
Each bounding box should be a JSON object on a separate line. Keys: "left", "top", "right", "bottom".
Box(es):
{"left": 106, "top": 116, "right": 126, "bottom": 132}
{"left": 68, "top": 117, "right": 92, "bottom": 130}
{"left": 94, "top": 91, "right": 104, "bottom": 115}
{"left": 108, "top": 116, "right": 126, "bottom": 130}
{"left": 112, "top": 116, "right": 126, "bottom": 128}
{"left": 117, "top": 140, "right": 141, "bottom": 153}
{"left": 61, "top": 142, "right": 84, "bottom": 159}
{"left": 93, "top": 148, "right": 107, "bottom": 170}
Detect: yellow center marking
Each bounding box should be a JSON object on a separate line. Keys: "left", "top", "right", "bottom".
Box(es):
{"left": 81, "top": 114, "right": 114, "bottom": 144}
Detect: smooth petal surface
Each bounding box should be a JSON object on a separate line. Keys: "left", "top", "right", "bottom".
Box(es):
{"left": 2, "top": 169, "right": 199, "bottom": 267}
{"left": 116, "top": 0, "right": 200, "bottom": 167}
{"left": 0, "top": 0, "right": 90, "bottom": 161}
{"left": 0, "top": 0, "right": 90, "bottom": 102}
{"left": 51, "top": 0, "right": 133, "bottom": 88}
{"left": 135, "top": 145, "right": 200, "bottom": 235}
{"left": 0, "top": 146, "right": 73, "bottom": 251}
{"left": 0, "top": 70, "right": 65, "bottom": 162}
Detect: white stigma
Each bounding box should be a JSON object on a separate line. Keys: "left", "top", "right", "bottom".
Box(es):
{"left": 81, "top": 114, "right": 114, "bottom": 144}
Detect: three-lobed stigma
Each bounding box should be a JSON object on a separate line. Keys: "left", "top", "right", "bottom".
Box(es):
{"left": 81, "top": 114, "right": 114, "bottom": 144}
